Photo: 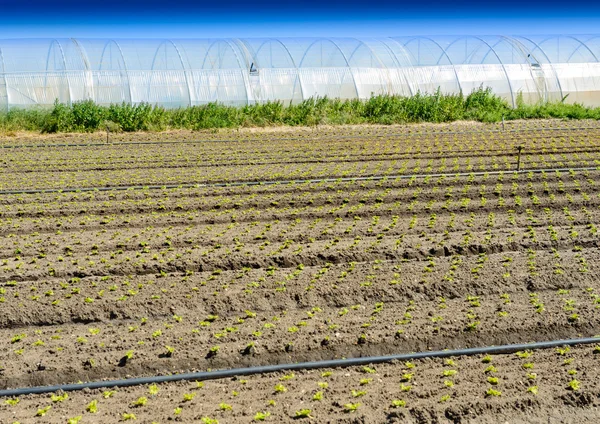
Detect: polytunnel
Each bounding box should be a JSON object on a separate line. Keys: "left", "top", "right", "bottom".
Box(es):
{"left": 0, "top": 35, "right": 599, "bottom": 111}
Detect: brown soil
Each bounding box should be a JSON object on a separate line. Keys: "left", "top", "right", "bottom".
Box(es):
{"left": 2, "top": 120, "right": 600, "bottom": 423}
{"left": 2, "top": 345, "right": 600, "bottom": 423}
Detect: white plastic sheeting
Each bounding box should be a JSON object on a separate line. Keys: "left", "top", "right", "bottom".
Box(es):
{"left": 0, "top": 35, "right": 599, "bottom": 111}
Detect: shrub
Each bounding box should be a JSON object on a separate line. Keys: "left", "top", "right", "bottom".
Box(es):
{"left": 7, "top": 88, "right": 600, "bottom": 134}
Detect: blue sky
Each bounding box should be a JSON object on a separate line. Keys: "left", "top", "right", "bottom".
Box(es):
{"left": 0, "top": 0, "right": 598, "bottom": 38}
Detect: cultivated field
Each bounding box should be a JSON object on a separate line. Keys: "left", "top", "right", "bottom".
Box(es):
{"left": 1, "top": 120, "right": 600, "bottom": 423}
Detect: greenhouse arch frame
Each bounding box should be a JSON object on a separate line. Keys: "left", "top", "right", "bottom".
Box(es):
{"left": 0, "top": 35, "right": 599, "bottom": 111}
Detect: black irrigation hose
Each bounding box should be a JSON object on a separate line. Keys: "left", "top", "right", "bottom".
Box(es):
{"left": 0, "top": 336, "right": 598, "bottom": 397}
{"left": 5, "top": 144, "right": 600, "bottom": 174}
{"left": 0, "top": 124, "right": 598, "bottom": 150}
{"left": 0, "top": 166, "right": 599, "bottom": 196}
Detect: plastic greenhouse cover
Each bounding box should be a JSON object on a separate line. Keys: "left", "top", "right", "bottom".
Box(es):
{"left": 0, "top": 35, "right": 598, "bottom": 109}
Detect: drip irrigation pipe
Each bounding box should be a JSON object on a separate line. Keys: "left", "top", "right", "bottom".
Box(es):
{"left": 0, "top": 124, "right": 598, "bottom": 150}
{"left": 4, "top": 144, "right": 600, "bottom": 174}
{"left": 0, "top": 166, "right": 598, "bottom": 196}
{"left": 0, "top": 336, "right": 597, "bottom": 397}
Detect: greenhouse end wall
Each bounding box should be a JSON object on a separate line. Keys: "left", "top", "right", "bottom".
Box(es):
{"left": 0, "top": 35, "right": 599, "bottom": 111}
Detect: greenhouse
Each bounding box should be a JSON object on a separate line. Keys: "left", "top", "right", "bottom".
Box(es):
{"left": 0, "top": 35, "right": 599, "bottom": 110}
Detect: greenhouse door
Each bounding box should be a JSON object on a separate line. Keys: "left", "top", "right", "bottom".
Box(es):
{"left": 0, "top": 77, "right": 7, "bottom": 112}
{"left": 248, "top": 64, "right": 261, "bottom": 104}
{"left": 532, "top": 65, "right": 548, "bottom": 103}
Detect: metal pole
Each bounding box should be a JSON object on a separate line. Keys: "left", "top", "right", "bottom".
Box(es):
{"left": 517, "top": 145, "right": 523, "bottom": 171}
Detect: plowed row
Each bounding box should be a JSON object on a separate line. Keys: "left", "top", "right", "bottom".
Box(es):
{"left": 2, "top": 121, "right": 600, "bottom": 423}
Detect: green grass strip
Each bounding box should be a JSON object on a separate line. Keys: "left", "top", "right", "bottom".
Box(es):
{"left": 0, "top": 87, "right": 598, "bottom": 133}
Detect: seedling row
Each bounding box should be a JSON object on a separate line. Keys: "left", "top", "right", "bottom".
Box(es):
{"left": 2, "top": 121, "right": 600, "bottom": 422}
